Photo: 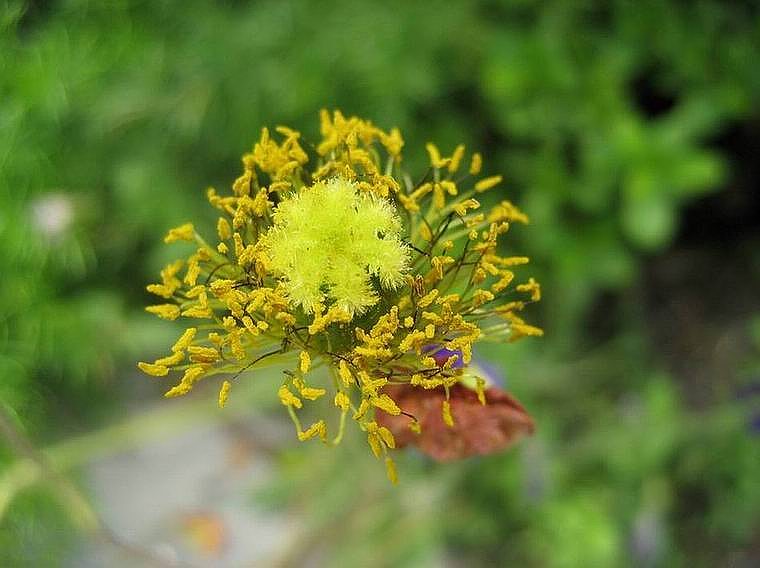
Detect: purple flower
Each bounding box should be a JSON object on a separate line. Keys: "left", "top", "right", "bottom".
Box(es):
{"left": 423, "top": 345, "right": 465, "bottom": 369}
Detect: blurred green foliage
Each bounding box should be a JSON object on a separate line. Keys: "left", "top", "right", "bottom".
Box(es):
{"left": 1, "top": 0, "right": 759, "bottom": 566}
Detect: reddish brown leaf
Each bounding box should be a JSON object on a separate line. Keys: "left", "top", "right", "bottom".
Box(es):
{"left": 376, "top": 384, "right": 535, "bottom": 462}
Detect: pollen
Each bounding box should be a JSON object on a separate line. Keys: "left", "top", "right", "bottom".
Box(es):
{"left": 298, "top": 420, "right": 327, "bottom": 442}
{"left": 137, "top": 362, "right": 169, "bottom": 377}
{"left": 218, "top": 380, "right": 232, "bottom": 408}
{"left": 299, "top": 351, "right": 311, "bottom": 373}
{"left": 145, "top": 304, "right": 181, "bottom": 320}
{"left": 164, "top": 223, "right": 195, "bottom": 243}
{"left": 385, "top": 456, "right": 399, "bottom": 485}
{"left": 442, "top": 400, "right": 454, "bottom": 427}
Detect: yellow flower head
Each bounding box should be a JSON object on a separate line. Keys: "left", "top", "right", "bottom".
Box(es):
{"left": 262, "top": 178, "right": 409, "bottom": 315}
{"left": 139, "top": 110, "right": 542, "bottom": 482}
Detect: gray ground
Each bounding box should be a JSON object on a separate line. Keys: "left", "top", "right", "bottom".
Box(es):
{"left": 74, "top": 412, "right": 300, "bottom": 568}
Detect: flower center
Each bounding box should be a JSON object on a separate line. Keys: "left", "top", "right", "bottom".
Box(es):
{"left": 262, "top": 178, "right": 409, "bottom": 315}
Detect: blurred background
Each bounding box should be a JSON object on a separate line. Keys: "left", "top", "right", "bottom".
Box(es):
{"left": 1, "top": 1, "right": 759, "bottom": 566}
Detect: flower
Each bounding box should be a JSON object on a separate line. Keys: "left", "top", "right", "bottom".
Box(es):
{"left": 423, "top": 345, "right": 466, "bottom": 369}
{"left": 138, "top": 110, "right": 542, "bottom": 482}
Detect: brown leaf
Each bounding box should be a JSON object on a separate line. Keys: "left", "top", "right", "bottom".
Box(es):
{"left": 376, "top": 384, "right": 535, "bottom": 462}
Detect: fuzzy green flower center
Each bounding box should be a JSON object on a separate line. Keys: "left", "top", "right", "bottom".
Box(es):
{"left": 262, "top": 178, "right": 409, "bottom": 315}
